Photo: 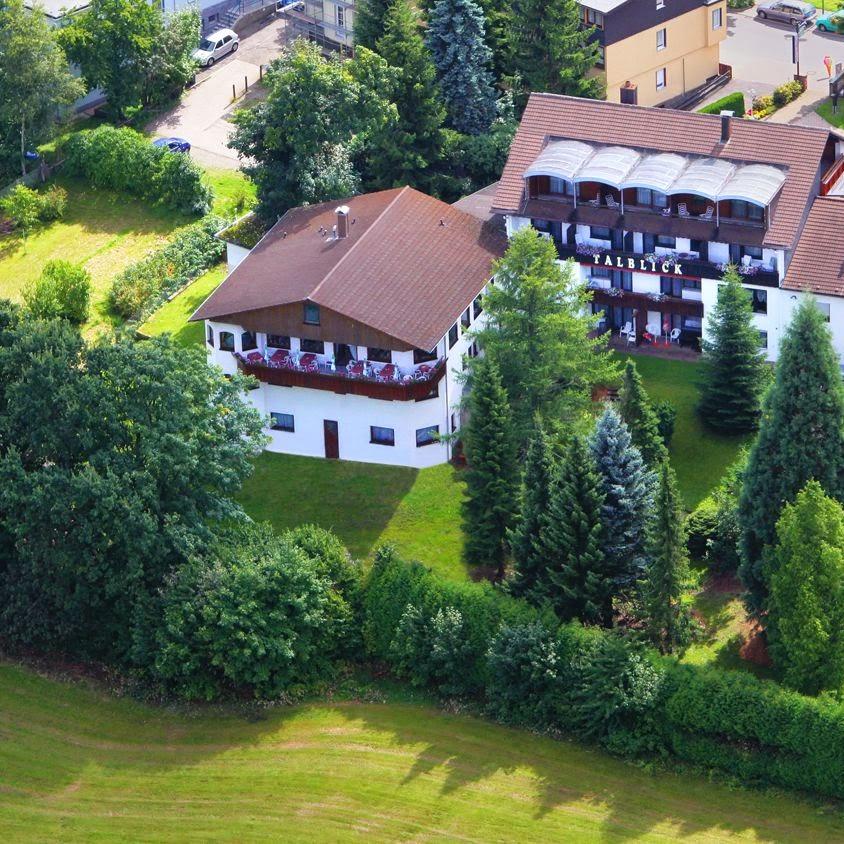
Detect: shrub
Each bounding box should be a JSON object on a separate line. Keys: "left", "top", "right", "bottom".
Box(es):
{"left": 64, "top": 126, "right": 211, "bottom": 215}
{"left": 0, "top": 184, "right": 42, "bottom": 235}
{"left": 23, "top": 260, "right": 91, "bottom": 325}
{"left": 38, "top": 185, "right": 67, "bottom": 221}
{"left": 727, "top": 0, "right": 753, "bottom": 8}
{"left": 108, "top": 214, "right": 225, "bottom": 320}
{"left": 139, "top": 524, "right": 346, "bottom": 700}
{"left": 772, "top": 80, "right": 803, "bottom": 108}
{"left": 685, "top": 496, "right": 719, "bottom": 560}
{"left": 654, "top": 399, "right": 676, "bottom": 446}
{"left": 698, "top": 91, "right": 746, "bottom": 116}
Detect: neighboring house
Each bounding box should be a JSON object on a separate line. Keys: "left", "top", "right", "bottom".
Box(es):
{"left": 492, "top": 93, "right": 844, "bottom": 364}
{"left": 191, "top": 187, "right": 506, "bottom": 467}
{"left": 284, "top": 0, "right": 354, "bottom": 54}
{"left": 579, "top": 0, "right": 727, "bottom": 107}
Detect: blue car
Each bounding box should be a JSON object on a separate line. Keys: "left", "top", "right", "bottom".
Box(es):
{"left": 153, "top": 137, "right": 191, "bottom": 154}
{"left": 817, "top": 10, "right": 844, "bottom": 31}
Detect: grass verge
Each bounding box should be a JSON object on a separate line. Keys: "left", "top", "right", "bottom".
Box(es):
{"left": 2, "top": 660, "right": 844, "bottom": 841}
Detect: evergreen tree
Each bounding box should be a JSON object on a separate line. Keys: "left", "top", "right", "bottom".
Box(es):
{"left": 426, "top": 0, "right": 497, "bottom": 135}
{"left": 463, "top": 355, "right": 519, "bottom": 577}
{"left": 698, "top": 266, "right": 767, "bottom": 432}
{"left": 506, "top": 0, "right": 603, "bottom": 104}
{"left": 366, "top": 0, "right": 446, "bottom": 190}
{"left": 589, "top": 407, "right": 654, "bottom": 593}
{"left": 739, "top": 298, "right": 844, "bottom": 615}
{"left": 354, "top": 0, "right": 391, "bottom": 51}
{"left": 643, "top": 461, "right": 692, "bottom": 653}
{"left": 767, "top": 481, "right": 844, "bottom": 695}
{"left": 541, "top": 436, "right": 611, "bottom": 625}
{"left": 509, "top": 420, "right": 554, "bottom": 599}
{"left": 618, "top": 360, "right": 667, "bottom": 467}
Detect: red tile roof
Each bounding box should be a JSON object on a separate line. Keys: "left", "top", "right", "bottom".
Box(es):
{"left": 783, "top": 196, "right": 844, "bottom": 296}
{"left": 192, "top": 187, "right": 507, "bottom": 351}
{"left": 494, "top": 93, "right": 832, "bottom": 249}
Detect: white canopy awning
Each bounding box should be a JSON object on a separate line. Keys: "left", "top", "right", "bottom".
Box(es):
{"left": 523, "top": 139, "right": 594, "bottom": 182}
{"left": 719, "top": 164, "right": 786, "bottom": 206}
{"left": 667, "top": 158, "right": 735, "bottom": 201}
{"left": 575, "top": 146, "right": 641, "bottom": 189}
{"left": 624, "top": 153, "right": 688, "bottom": 194}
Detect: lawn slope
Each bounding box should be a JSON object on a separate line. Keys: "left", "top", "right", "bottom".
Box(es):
{"left": 1, "top": 662, "right": 842, "bottom": 842}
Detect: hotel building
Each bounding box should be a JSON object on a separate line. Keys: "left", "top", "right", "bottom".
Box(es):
{"left": 191, "top": 187, "right": 505, "bottom": 467}
{"left": 492, "top": 93, "right": 844, "bottom": 362}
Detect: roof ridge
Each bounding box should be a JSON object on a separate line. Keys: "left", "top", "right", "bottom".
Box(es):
{"left": 309, "top": 186, "right": 411, "bottom": 301}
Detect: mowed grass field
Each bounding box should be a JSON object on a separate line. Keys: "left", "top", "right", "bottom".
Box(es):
{"left": 3, "top": 661, "right": 843, "bottom": 842}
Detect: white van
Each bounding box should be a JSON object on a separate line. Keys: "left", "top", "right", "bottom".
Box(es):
{"left": 193, "top": 29, "right": 240, "bottom": 67}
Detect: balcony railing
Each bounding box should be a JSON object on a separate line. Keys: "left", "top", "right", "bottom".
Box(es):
{"left": 555, "top": 242, "right": 780, "bottom": 288}
{"left": 587, "top": 283, "right": 704, "bottom": 319}
{"left": 235, "top": 353, "right": 446, "bottom": 401}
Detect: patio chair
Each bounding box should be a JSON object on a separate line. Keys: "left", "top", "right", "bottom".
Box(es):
{"left": 605, "top": 195, "right": 619, "bottom": 210}
{"left": 587, "top": 197, "right": 601, "bottom": 207}
{"left": 619, "top": 321, "right": 633, "bottom": 339}
{"left": 661, "top": 206, "right": 672, "bottom": 217}
{"left": 678, "top": 202, "right": 691, "bottom": 218}
{"left": 669, "top": 328, "right": 682, "bottom": 344}
{"left": 699, "top": 206, "right": 714, "bottom": 221}
{"left": 741, "top": 254, "right": 752, "bottom": 268}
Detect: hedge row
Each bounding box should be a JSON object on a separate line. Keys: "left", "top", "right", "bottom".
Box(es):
{"left": 109, "top": 214, "right": 226, "bottom": 320}
{"left": 64, "top": 126, "right": 211, "bottom": 216}
{"left": 698, "top": 91, "right": 746, "bottom": 116}
{"left": 363, "top": 548, "right": 844, "bottom": 800}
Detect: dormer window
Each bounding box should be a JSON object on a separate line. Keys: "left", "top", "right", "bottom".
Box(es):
{"left": 304, "top": 303, "right": 320, "bottom": 325}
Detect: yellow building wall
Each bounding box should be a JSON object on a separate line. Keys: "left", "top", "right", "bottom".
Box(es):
{"left": 604, "top": 3, "right": 726, "bottom": 107}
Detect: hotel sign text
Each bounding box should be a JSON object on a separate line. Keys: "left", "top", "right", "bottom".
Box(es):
{"left": 591, "top": 252, "right": 684, "bottom": 276}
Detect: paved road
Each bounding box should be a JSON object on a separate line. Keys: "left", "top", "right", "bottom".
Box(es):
{"left": 146, "top": 15, "right": 290, "bottom": 170}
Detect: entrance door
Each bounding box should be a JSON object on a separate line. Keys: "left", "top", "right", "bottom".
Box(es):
{"left": 323, "top": 420, "right": 339, "bottom": 459}
{"left": 335, "top": 344, "right": 353, "bottom": 368}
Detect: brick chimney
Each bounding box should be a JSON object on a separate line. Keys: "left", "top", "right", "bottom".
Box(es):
{"left": 335, "top": 205, "right": 350, "bottom": 239}
{"left": 620, "top": 81, "right": 638, "bottom": 105}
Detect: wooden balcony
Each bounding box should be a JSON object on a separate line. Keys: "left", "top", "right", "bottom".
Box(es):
{"left": 236, "top": 356, "right": 446, "bottom": 401}
{"left": 589, "top": 286, "right": 703, "bottom": 319}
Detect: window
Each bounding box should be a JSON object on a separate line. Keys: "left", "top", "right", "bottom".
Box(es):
{"left": 592, "top": 267, "right": 611, "bottom": 279}
{"left": 656, "top": 28, "right": 667, "bottom": 50}
{"left": 241, "top": 331, "right": 257, "bottom": 351}
{"left": 712, "top": 6, "right": 723, "bottom": 28}
{"left": 636, "top": 188, "right": 653, "bottom": 206}
{"left": 206, "top": 325, "right": 214, "bottom": 347}
{"left": 818, "top": 301, "right": 831, "bottom": 322}
{"left": 595, "top": 45, "right": 605, "bottom": 68}
{"left": 656, "top": 67, "right": 667, "bottom": 91}
{"left": 661, "top": 276, "right": 682, "bottom": 297}
{"left": 549, "top": 177, "right": 570, "bottom": 195}
{"left": 270, "top": 412, "right": 294, "bottom": 432}
{"left": 461, "top": 307, "right": 471, "bottom": 329}
{"left": 473, "top": 295, "right": 483, "bottom": 319}
{"left": 370, "top": 425, "right": 395, "bottom": 446}
{"left": 590, "top": 225, "right": 611, "bottom": 240}
{"left": 336, "top": 4, "right": 345, "bottom": 27}
{"left": 583, "top": 6, "right": 604, "bottom": 26}
{"left": 683, "top": 278, "right": 701, "bottom": 290}
{"left": 219, "top": 331, "right": 235, "bottom": 352}
{"left": 300, "top": 338, "right": 325, "bottom": 354}
{"left": 303, "top": 302, "right": 320, "bottom": 325}
{"left": 448, "top": 324, "right": 459, "bottom": 349}
{"left": 414, "top": 347, "right": 438, "bottom": 364}
{"left": 743, "top": 245, "right": 763, "bottom": 259}
{"left": 416, "top": 425, "right": 439, "bottom": 447}
{"left": 656, "top": 234, "right": 676, "bottom": 248}
{"left": 751, "top": 288, "right": 767, "bottom": 314}
{"left": 367, "top": 347, "right": 391, "bottom": 363}
{"left": 748, "top": 203, "right": 764, "bottom": 221}
{"left": 759, "top": 330, "right": 768, "bottom": 350}
{"left": 266, "top": 334, "right": 290, "bottom": 349}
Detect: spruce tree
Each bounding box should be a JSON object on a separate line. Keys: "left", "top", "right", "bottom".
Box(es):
{"left": 589, "top": 407, "right": 654, "bottom": 594}
{"left": 463, "top": 354, "right": 519, "bottom": 577}
{"left": 618, "top": 360, "right": 667, "bottom": 467}
{"left": 354, "top": 0, "right": 391, "bottom": 50}
{"left": 367, "top": 0, "right": 445, "bottom": 190}
{"left": 698, "top": 266, "right": 767, "bottom": 432}
{"left": 509, "top": 420, "right": 554, "bottom": 599}
{"left": 426, "top": 0, "right": 497, "bottom": 135}
{"left": 541, "top": 435, "right": 611, "bottom": 625}
{"left": 643, "top": 461, "right": 692, "bottom": 653}
{"left": 739, "top": 298, "right": 844, "bottom": 615}
{"left": 506, "top": 0, "right": 603, "bottom": 104}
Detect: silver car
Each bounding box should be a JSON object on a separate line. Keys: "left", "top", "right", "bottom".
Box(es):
{"left": 756, "top": 0, "right": 816, "bottom": 26}
{"left": 192, "top": 28, "right": 240, "bottom": 67}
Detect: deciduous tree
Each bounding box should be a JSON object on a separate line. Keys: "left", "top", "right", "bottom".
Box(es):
{"left": 739, "top": 298, "right": 844, "bottom": 615}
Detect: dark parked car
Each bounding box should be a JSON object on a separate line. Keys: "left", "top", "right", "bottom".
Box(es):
{"left": 153, "top": 137, "right": 192, "bottom": 154}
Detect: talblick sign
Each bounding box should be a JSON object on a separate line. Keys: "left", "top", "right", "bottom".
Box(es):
{"left": 591, "top": 252, "right": 684, "bottom": 276}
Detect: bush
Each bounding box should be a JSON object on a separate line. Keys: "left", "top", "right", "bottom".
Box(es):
{"left": 23, "top": 260, "right": 91, "bottom": 325}
{"left": 727, "top": 0, "right": 753, "bottom": 8}
{"left": 772, "top": 80, "right": 803, "bottom": 108}
{"left": 685, "top": 497, "right": 719, "bottom": 560}
{"left": 654, "top": 400, "right": 676, "bottom": 446}
{"left": 64, "top": 126, "right": 211, "bottom": 215}
{"left": 139, "top": 524, "right": 347, "bottom": 700}
{"left": 698, "top": 91, "right": 746, "bottom": 116}
{"left": 108, "top": 214, "right": 225, "bottom": 320}
{"left": 0, "top": 184, "right": 42, "bottom": 235}
{"left": 38, "top": 185, "right": 67, "bottom": 221}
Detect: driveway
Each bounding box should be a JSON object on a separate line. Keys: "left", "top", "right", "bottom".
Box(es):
{"left": 146, "top": 15, "right": 290, "bottom": 170}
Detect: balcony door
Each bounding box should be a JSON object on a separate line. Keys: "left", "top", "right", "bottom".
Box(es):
{"left": 323, "top": 420, "right": 339, "bottom": 459}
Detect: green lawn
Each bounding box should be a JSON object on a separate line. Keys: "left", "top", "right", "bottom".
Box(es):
{"left": 618, "top": 354, "right": 748, "bottom": 509}
{"left": 816, "top": 101, "right": 844, "bottom": 129}
{"left": 0, "top": 176, "right": 190, "bottom": 337}
{"left": 238, "top": 454, "right": 468, "bottom": 580}
{"left": 139, "top": 263, "right": 227, "bottom": 347}
{"left": 3, "top": 661, "right": 843, "bottom": 842}
{"left": 204, "top": 167, "right": 257, "bottom": 218}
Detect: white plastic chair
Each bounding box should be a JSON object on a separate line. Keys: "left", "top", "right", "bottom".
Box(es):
{"left": 669, "top": 328, "right": 682, "bottom": 344}
{"left": 620, "top": 321, "right": 633, "bottom": 339}
{"left": 678, "top": 203, "right": 690, "bottom": 218}
{"left": 699, "top": 206, "right": 714, "bottom": 221}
